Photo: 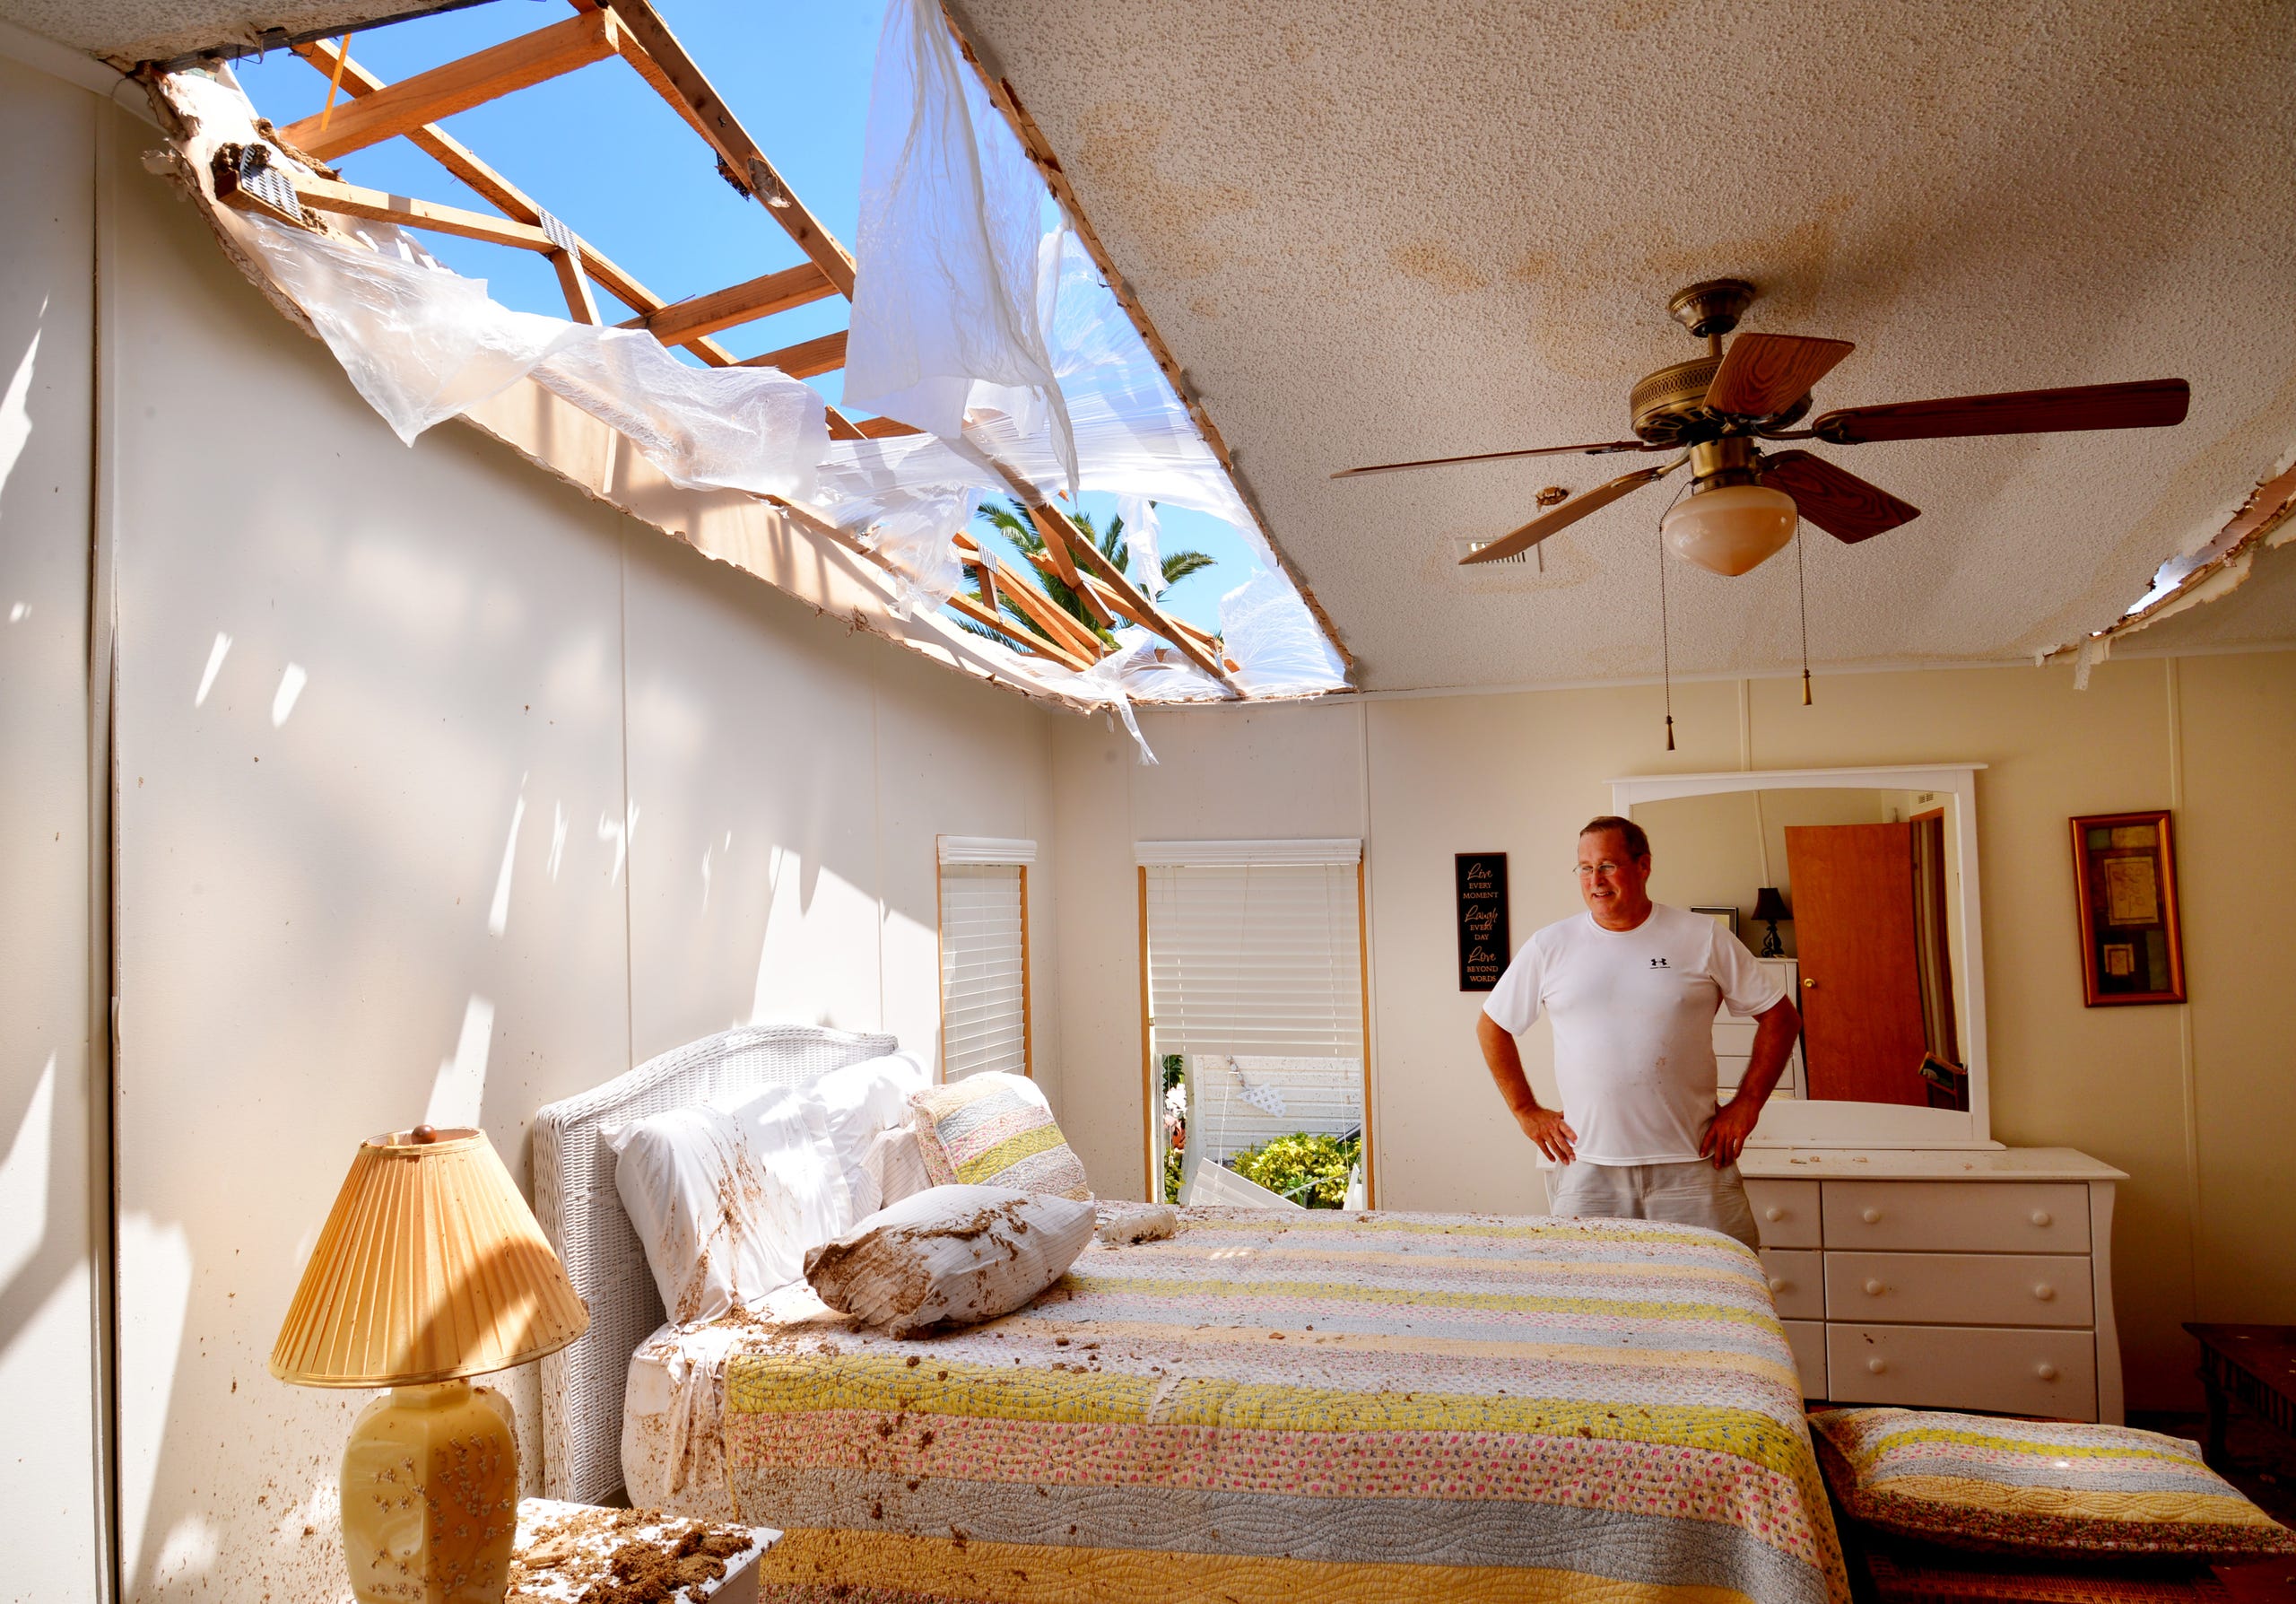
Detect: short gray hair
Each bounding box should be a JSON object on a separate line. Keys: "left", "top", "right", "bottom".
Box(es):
{"left": 1579, "top": 815, "right": 1650, "bottom": 861}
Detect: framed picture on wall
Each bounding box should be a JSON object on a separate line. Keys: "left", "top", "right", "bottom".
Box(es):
{"left": 1691, "top": 906, "right": 1739, "bottom": 937}
{"left": 2069, "top": 809, "right": 2186, "bottom": 1006}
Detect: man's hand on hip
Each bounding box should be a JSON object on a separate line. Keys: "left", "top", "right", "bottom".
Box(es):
{"left": 1700, "top": 1099, "right": 1761, "bottom": 1168}
{"left": 1513, "top": 1103, "right": 1578, "bottom": 1164}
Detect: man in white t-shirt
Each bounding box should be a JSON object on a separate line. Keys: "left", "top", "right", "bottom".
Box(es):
{"left": 1474, "top": 815, "right": 1803, "bottom": 1250}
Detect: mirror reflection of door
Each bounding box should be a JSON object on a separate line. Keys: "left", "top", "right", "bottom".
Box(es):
{"left": 1785, "top": 823, "right": 1931, "bottom": 1105}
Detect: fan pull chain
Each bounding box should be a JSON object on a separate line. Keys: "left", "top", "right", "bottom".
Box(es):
{"left": 1795, "top": 527, "right": 1813, "bottom": 706}
{"left": 1658, "top": 524, "right": 1675, "bottom": 751}
{"left": 1652, "top": 475, "right": 1691, "bottom": 751}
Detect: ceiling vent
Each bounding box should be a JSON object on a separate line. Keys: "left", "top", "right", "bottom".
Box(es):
{"left": 1451, "top": 536, "right": 1543, "bottom": 569}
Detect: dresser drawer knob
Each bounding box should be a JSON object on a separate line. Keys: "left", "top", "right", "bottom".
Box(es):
{"left": 1764, "top": 1206, "right": 1785, "bottom": 1223}
{"left": 1768, "top": 1276, "right": 1787, "bottom": 1294}
{"left": 2033, "top": 1283, "right": 2056, "bottom": 1302}
{"left": 1866, "top": 1357, "right": 1887, "bottom": 1375}
{"left": 1863, "top": 1278, "right": 1886, "bottom": 1296}
{"left": 2031, "top": 1209, "right": 2053, "bottom": 1227}
{"left": 1861, "top": 1207, "right": 1883, "bottom": 1225}
{"left": 2035, "top": 1362, "right": 2059, "bottom": 1382}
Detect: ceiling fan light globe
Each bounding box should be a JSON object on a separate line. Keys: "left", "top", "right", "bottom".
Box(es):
{"left": 1662, "top": 484, "right": 1799, "bottom": 576}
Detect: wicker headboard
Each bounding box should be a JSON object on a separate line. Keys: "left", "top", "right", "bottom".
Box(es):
{"left": 532, "top": 1024, "right": 899, "bottom": 1503}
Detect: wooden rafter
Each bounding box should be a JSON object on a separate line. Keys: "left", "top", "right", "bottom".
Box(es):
{"left": 946, "top": 591, "right": 1089, "bottom": 670}
{"left": 977, "top": 458, "right": 1237, "bottom": 693}
{"left": 550, "top": 250, "right": 602, "bottom": 324}
{"left": 283, "top": 11, "right": 624, "bottom": 161}
{"left": 586, "top": 0, "right": 858, "bottom": 297}
{"left": 621, "top": 262, "right": 839, "bottom": 346}
{"left": 1024, "top": 503, "right": 1082, "bottom": 587}
{"left": 739, "top": 330, "right": 847, "bottom": 380}
{"left": 1027, "top": 548, "right": 1115, "bottom": 630}
{"left": 1064, "top": 519, "right": 1239, "bottom": 692}
{"left": 261, "top": 172, "right": 555, "bottom": 250}
{"left": 287, "top": 39, "right": 741, "bottom": 361}
{"left": 987, "top": 559, "right": 1106, "bottom": 663}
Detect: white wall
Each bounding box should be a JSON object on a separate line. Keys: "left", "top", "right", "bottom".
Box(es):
{"left": 0, "top": 49, "right": 106, "bottom": 1604}
{"left": 4, "top": 77, "right": 1062, "bottom": 1604}
{"left": 1052, "top": 654, "right": 2296, "bottom": 1412}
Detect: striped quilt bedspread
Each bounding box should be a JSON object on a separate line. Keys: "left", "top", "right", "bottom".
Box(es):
{"left": 723, "top": 1207, "right": 1848, "bottom": 1603}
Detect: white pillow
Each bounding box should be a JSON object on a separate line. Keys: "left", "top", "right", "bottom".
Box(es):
{"left": 711, "top": 1081, "right": 854, "bottom": 1288}
{"left": 605, "top": 1085, "right": 852, "bottom": 1326}
{"left": 605, "top": 1104, "right": 782, "bottom": 1325}
{"left": 803, "top": 1184, "right": 1094, "bottom": 1337}
{"left": 805, "top": 1051, "right": 930, "bottom": 1215}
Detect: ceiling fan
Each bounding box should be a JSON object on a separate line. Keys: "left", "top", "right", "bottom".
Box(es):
{"left": 1334, "top": 278, "right": 2190, "bottom": 576}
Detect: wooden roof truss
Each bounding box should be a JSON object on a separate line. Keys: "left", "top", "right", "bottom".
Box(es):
{"left": 218, "top": 0, "right": 1242, "bottom": 692}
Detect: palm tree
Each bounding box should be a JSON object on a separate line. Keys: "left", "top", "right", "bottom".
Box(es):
{"left": 958, "top": 498, "right": 1215, "bottom": 652}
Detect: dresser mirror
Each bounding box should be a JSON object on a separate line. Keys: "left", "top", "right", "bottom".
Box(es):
{"left": 1611, "top": 764, "right": 1993, "bottom": 1149}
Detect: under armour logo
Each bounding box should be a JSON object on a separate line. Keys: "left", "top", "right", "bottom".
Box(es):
{"left": 1649, "top": 957, "right": 1670, "bottom": 968}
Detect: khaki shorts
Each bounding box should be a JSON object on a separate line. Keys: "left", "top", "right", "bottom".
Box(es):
{"left": 1545, "top": 1159, "right": 1761, "bottom": 1251}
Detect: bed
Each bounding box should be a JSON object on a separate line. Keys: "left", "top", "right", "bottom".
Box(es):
{"left": 536, "top": 1029, "right": 1849, "bottom": 1604}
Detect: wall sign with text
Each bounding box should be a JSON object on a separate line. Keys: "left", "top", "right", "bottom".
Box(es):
{"left": 1456, "top": 852, "right": 1509, "bottom": 991}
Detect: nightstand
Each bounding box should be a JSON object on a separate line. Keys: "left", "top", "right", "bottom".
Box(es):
{"left": 510, "top": 1497, "right": 778, "bottom": 1603}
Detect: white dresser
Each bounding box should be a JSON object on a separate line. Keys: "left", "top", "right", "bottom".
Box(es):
{"left": 1715, "top": 957, "right": 1805, "bottom": 1101}
{"left": 1741, "top": 1147, "right": 2126, "bottom": 1424}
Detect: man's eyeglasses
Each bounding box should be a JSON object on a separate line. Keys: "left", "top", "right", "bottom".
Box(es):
{"left": 1573, "top": 861, "right": 1631, "bottom": 878}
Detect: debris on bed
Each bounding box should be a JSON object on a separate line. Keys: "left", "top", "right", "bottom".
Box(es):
{"left": 507, "top": 1502, "right": 770, "bottom": 1604}
{"left": 1092, "top": 1201, "right": 1179, "bottom": 1245}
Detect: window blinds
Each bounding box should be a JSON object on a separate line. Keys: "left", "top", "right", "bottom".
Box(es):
{"left": 1142, "top": 843, "right": 1364, "bottom": 1060}
{"left": 939, "top": 861, "right": 1029, "bottom": 1080}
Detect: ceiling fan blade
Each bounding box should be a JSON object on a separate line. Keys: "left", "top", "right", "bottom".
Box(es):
{"left": 1705, "top": 332, "right": 1856, "bottom": 418}
{"left": 1761, "top": 449, "right": 1919, "bottom": 544}
{"left": 1459, "top": 466, "right": 1669, "bottom": 564}
{"left": 1333, "top": 438, "right": 1655, "bottom": 479}
{"left": 1809, "top": 378, "right": 2188, "bottom": 445}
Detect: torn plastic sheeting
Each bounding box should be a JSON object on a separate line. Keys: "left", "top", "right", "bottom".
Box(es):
{"left": 955, "top": 232, "right": 1274, "bottom": 563}
{"left": 811, "top": 431, "right": 1007, "bottom": 612}
{"left": 1117, "top": 495, "right": 1165, "bottom": 597}
{"left": 170, "top": 72, "right": 828, "bottom": 501}
{"left": 239, "top": 216, "right": 828, "bottom": 499}
{"left": 843, "top": 0, "right": 1076, "bottom": 496}
{"left": 238, "top": 213, "right": 564, "bottom": 443}
{"left": 1219, "top": 570, "right": 1352, "bottom": 699}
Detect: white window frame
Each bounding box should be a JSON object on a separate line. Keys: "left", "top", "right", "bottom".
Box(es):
{"left": 1135, "top": 839, "right": 1372, "bottom": 1204}
{"left": 936, "top": 837, "right": 1035, "bottom": 1083}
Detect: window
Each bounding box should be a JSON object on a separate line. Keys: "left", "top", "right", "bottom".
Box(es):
{"left": 1139, "top": 840, "right": 1370, "bottom": 1207}
{"left": 936, "top": 838, "right": 1033, "bottom": 1081}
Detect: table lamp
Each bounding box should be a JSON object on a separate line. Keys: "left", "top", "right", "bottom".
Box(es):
{"left": 271, "top": 1125, "right": 589, "bottom": 1604}
{"left": 1752, "top": 886, "right": 1791, "bottom": 957}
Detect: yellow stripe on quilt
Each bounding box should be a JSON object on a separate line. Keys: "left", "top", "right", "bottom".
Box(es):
{"left": 957, "top": 1122, "right": 1065, "bottom": 1183}
{"left": 1875, "top": 1475, "right": 2291, "bottom": 1528}
{"left": 1840, "top": 1425, "right": 2199, "bottom": 1472}
{"left": 752, "top": 1528, "right": 1764, "bottom": 1604}
{"left": 1188, "top": 1214, "right": 1752, "bottom": 1252}
{"left": 988, "top": 1316, "right": 1800, "bottom": 1388}
{"left": 1057, "top": 1272, "right": 1777, "bottom": 1329}
{"left": 1134, "top": 1246, "right": 1761, "bottom": 1286}
{"left": 726, "top": 1354, "right": 1814, "bottom": 1480}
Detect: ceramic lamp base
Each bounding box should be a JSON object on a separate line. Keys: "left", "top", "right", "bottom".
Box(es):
{"left": 342, "top": 1379, "right": 518, "bottom": 1604}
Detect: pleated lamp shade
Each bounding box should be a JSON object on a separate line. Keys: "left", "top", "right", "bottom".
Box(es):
{"left": 271, "top": 1127, "right": 589, "bottom": 1388}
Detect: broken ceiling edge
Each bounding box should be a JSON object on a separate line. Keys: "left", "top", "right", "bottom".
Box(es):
{"left": 2053, "top": 457, "right": 2296, "bottom": 684}
{"left": 139, "top": 88, "right": 1109, "bottom": 719}
{"left": 937, "top": 0, "right": 1354, "bottom": 674}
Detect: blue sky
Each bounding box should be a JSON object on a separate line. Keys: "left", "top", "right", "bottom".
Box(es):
{"left": 232, "top": 1, "right": 1260, "bottom": 632}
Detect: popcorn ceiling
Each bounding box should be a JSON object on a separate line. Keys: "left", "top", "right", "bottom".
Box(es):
{"left": 955, "top": 0, "right": 2296, "bottom": 689}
